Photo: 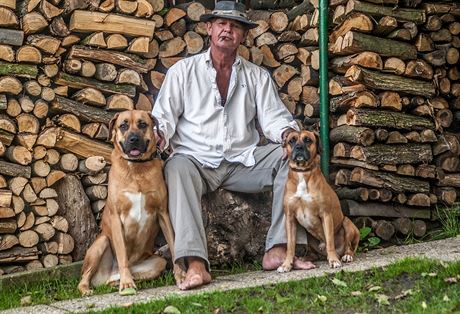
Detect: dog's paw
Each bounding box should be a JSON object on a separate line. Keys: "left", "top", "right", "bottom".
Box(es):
{"left": 78, "top": 282, "right": 93, "bottom": 296}
{"left": 276, "top": 263, "right": 292, "bottom": 273}
{"left": 341, "top": 254, "right": 353, "bottom": 263}
{"left": 328, "top": 259, "right": 342, "bottom": 268}
{"left": 173, "top": 265, "right": 187, "bottom": 285}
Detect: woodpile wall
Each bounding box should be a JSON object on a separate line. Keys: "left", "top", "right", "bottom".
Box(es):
{"left": 0, "top": 0, "right": 458, "bottom": 273}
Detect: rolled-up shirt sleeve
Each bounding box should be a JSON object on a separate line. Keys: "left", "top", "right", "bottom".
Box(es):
{"left": 255, "top": 70, "right": 299, "bottom": 143}
{"left": 152, "top": 65, "right": 184, "bottom": 149}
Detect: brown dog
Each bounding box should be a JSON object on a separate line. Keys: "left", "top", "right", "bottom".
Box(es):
{"left": 277, "top": 130, "right": 360, "bottom": 272}
{"left": 78, "top": 110, "right": 184, "bottom": 296}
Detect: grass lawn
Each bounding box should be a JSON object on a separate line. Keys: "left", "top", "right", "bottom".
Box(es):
{"left": 94, "top": 258, "right": 460, "bottom": 314}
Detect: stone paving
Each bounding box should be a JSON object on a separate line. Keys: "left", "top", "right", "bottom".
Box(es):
{"left": 2, "top": 236, "right": 460, "bottom": 314}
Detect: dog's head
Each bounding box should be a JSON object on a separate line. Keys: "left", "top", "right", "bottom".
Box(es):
{"left": 108, "top": 110, "right": 161, "bottom": 161}
{"left": 283, "top": 130, "right": 320, "bottom": 170}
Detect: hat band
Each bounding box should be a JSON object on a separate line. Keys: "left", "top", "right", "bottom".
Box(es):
{"left": 211, "top": 9, "right": 248, "bottom": 19}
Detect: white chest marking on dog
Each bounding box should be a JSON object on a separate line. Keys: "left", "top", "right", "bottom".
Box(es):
{"left": 124, "top": 192, "right": 150, "bottom": 231}
{"left": 291, "top": 172, "right": 313, "bottom": 203}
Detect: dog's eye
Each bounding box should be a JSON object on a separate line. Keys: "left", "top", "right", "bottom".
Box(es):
{"left": 303, "top": 137, "right": 312, "bottom": 144}
{"left": 289, "top": 137, "right": 297, "bottom": 145}
{"left": 138, "top": 121, "right": 147, "bottom": 129}
{"left": 119, "top": 122, "right": 129, "bottom": 131}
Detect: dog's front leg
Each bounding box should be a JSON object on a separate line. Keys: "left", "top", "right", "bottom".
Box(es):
{"left": 158, "top": 209, "right": 186, "bottom": 285}
{"left": 322, "top": 214, "right": 341, "bottom": 268}
{"left": 277, "top": 208, "right": 297, "bottom": 273}
{"left": 110, "top": 211, "right": 136, "bottom": 294}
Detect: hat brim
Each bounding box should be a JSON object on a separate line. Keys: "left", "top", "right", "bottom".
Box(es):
{"left": 200, "top": 13, "right": 258, "bottom": 29}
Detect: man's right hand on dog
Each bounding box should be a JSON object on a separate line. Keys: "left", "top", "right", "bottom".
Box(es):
{"left": 154, "top": 128, "right": 166, "bottom": 151}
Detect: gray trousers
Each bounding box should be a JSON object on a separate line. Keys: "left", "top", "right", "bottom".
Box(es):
{"left": 164, "top": 143, "right": 308, "bottom": 268}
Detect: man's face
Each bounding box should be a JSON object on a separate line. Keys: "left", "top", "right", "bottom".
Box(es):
{"left": 206, "top": 18, "right": 248, "bottom": 52}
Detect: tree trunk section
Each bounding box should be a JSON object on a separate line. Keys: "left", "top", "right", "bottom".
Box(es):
{"left": 55, "top": 174, "right": 98, "bottom": 261}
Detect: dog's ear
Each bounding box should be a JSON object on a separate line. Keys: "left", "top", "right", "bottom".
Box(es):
{"left": 108, "top": 113, "right": 120, "bottom": 143}
{"left": 313, "top": 131, "right": 322, "bottom": 154}
{"left": 149, "top": 113, "right": 164, "bottom": 143}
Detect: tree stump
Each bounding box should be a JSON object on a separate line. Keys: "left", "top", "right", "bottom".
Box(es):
{"left": 202, "top": 189, "right": 273, "bottom": 266}
{"left": 55, "top": 174, "right": 98, "bottom": 261}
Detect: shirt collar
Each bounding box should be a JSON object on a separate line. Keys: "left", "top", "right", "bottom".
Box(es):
{"left": 205, "top": 48, "right": 242, "bottom": 70}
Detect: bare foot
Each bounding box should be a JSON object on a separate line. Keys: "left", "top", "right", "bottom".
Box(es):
{"left": 262, "top": 245, "right": 316, "bottom": 271}
{"left": 178, "top": 257, "right": 211, "bottom": 291}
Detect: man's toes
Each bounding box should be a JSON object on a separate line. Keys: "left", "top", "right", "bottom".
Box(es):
{"left": 293, "top": 259, "right": 316, "bottom": 270}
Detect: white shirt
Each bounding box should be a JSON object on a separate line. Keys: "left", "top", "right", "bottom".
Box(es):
{"left": 152, "top": 49, "right": 299, "bottom": 168}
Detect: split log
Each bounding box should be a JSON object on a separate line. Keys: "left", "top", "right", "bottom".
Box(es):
{"left": 106, "top": 94, "right": 134, "bottom": 111}
{"left": 330, "top": 52, "right": 382, "bottom": 74}
{"left": 330, "top": 13, "right": 373, "bottom": 43}
{"left": 55, "top": 128, "right": 112, "bottom": 161}
{"left": 0, "top": 234, "right": 18, "bottom": 251}
{"left": 72, "top": 88, "right": 106, "bottom": 107}
{"left": 69, "top": 10, "right": 155, "bottom": 38}
{"left": 0, "top": 247, "right": 39, "bottom": 263}
{"left": 0, "top": 76, "right": 22, "bottom": 95}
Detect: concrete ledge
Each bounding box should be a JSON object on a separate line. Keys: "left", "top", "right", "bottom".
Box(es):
{"left": 0, "top": 262, "right": 82, "bottom": 290}
{"left": 3, "top": 237, "right": 460, "bottom": 314}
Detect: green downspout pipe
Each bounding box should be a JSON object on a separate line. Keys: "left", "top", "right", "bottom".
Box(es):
{"left": 319, "top": 0, "right": 330, "bottom": 178}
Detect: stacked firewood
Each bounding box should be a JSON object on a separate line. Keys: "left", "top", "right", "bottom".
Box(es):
{"left": 0, "top": 0, "right": 459, "bottom": 273}
{"left": 327, "top": 0, "right": 460, "bottom": 240}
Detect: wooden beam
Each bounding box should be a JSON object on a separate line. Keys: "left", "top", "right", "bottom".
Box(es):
{"left": 55, "top": 128, "right": 112, "bottom": 162}
{"left": 341, "top": 200, "right": 431, "bottom": 219}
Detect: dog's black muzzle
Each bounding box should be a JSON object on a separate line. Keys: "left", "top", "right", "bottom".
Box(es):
{"left": 291, "top": 143, "right": 310, "bottom": 163}
{"left": 121, "top": 133, "right": 150, "bottom": 159}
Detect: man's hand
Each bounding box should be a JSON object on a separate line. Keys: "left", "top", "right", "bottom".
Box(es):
{"left": 154, "top": 129, "right": 166, "bottom": 151}
{"left": 281, "top": 128, "right": 295, "bottom": 160}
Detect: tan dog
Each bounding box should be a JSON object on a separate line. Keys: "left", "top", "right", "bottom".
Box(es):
{"left": 78, "top": 110, "right": 184, "bottom": 296}
{"left": 277, "top": 130, "right": 360, "bottom": 272}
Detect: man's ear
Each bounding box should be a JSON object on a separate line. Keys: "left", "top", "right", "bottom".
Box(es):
{"left": 108, "top": 113, "right": 120, "bottom": 143}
